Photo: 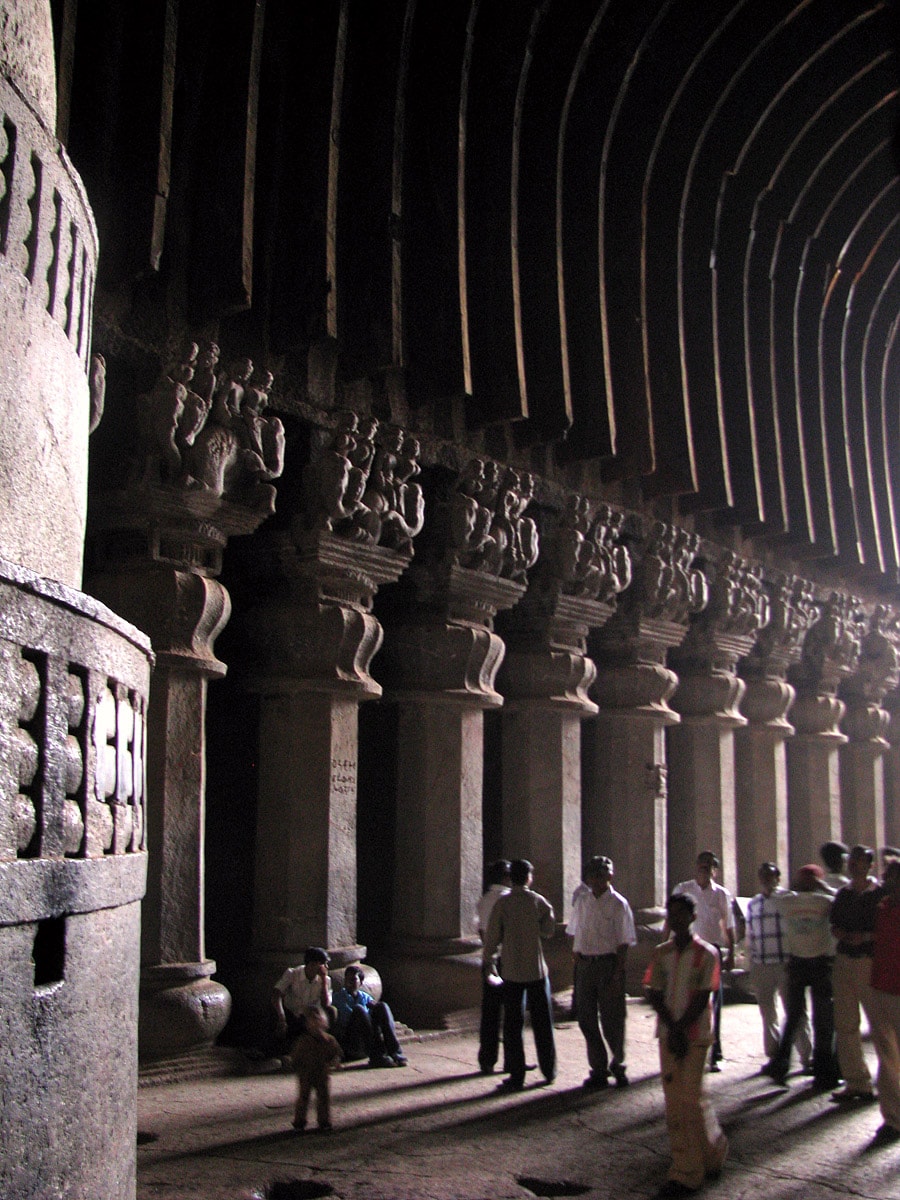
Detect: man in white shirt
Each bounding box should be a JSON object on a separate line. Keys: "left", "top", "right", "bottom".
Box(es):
{"left": 673, "top": 851, "right": 735, "bottom": 1069}
{"left": 272, "top": 946, "right": 335, "bottom": 1045}
{"left": 476, "top": 859, "right": 511, "bottom": 1074}
{"left": 568, "top": 855, "right": 636, "bottom": 1089}
{"left": 763, "top": 864, "right": 839, "bottom": 1090}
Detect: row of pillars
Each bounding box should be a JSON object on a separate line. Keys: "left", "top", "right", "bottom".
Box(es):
{"left": 89, "top": 504, "right": 900, "bottom": 1046}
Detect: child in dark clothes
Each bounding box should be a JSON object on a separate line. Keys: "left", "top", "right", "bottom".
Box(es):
{"left": 290, "top": 1006, "right": 342, "bottom": 1132}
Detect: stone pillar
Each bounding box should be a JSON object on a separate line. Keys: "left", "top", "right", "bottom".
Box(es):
{"left": 247, "top": 536, "right": 410, "bottom": 974}
{"left": 497, "top": 499, "right": 631, "bottom": 936}
{"left": 86, "top": 345, "right": 286, "bottom": 1059}
{"left": 377, "top": 460, "right": 538, "bottom": 1023}
{"left": 838, "top": 606, "right": 898, "bottom": 851}
{"left": 667, "top": 549, "right": 769, "bottom": 893}
{"left": 242, "top": 417, "right": 425, "bottom": 1016}
{"left": 734, "top": 573, "right": 816, "bottom": 891}
{"left": 786, "top": 591, "right": 862, "bottom": 871}
{"left": 591, "top": 637, "right": 681, "bottom": 913}
{"left": 0, "top": 7, "right": 153, "bottom": 1196}
{"left": 884, "top": 691, "right": 900, "bottom": 849}
{"left": 384, "top": 570, "right": 524, "bottom": 1023}
{"left": 587, "top": 519, "right": 710, "bottom": 914}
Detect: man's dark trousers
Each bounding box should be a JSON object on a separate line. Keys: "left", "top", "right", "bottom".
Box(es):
{"left": 479, "top": 973, "right": 504, "bottom": 1072}
{"left": 575, "top": 953, "right": 626, "bottom": 1079}
{"left": 769, "top": 955, "right": 838, "bottom": 1086}
{"left": 502, "top": 975, "right": 556, "bottom": 1086}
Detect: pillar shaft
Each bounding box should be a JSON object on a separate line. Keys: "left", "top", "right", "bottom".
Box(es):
{"left": 667, "top": 671, "right": 745, "bottom": 892}
{"left": 591, "top": 708, "right": 669, "bottom": 911}
{"left": 253, "top": 691, "right": 362, "bottom": 956}
{"left": 839, "top": 735, "right": 886, "bottom": 851}
{"left": 394, "top": 700, "right": 484, "bottom": 947}
{"left": 734, "top": 676, "right": 795, "bottom": 892}
{"left": 786, "top": 695, "right": 846, "bottom": 870}
{"left": 501, "top": 706, "right": 582, "bottom": 924}
{"left": 735, "top": 726, "right": 789, "bottom": 893}
{"left": 143, "top": 666, "right": 208, "bottom": 966}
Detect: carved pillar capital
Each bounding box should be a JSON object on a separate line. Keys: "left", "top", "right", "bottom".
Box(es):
{"left": 790, "top": 691, "right": 847, "bottom": 742}
{"left": 672, "top": 548, "right": 769, "bottom": 676}
{"left": 837, "top": 605, "right": 899, "bottom": 747}
{"left": 788, "top": 589, "right": 864, "bottom": 698}
{"left": 91, "top": 564, "right": 231, "bottom": 678}
{"left": 740, "top": 571, "right": 817, "bottom": 682}
{"left": 740, "top": 676, "right": 796, "bottom": 734}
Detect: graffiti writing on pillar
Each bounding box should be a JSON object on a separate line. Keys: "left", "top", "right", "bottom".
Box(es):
{"left": 330, "top": 757, "right": 357, "bottom": 797}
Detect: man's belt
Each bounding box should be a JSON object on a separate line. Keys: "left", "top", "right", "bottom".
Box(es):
{"left": 576, "top": 952, "right": 618, "bottom": 960}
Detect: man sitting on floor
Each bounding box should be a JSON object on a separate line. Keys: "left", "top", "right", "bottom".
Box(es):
{"left": 333, "top": 965, "right": 408, "bottom": 1069}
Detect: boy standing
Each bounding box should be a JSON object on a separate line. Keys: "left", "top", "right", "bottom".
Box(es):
{"left": 290, "top": 1006, "right": 342, "bottom": 1132}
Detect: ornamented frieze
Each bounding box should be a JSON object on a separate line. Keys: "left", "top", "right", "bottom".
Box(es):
{"left": 589, "top": 517, "right": 708, "bottom": 670}
{"left": 0, "top": 560, "right": 151, "bottom": 864}
{"left": 506, "top": 496, "right": 631, "bottom": 654}
{"left": 131, "top": 341, "right": 284, "bottom": 515}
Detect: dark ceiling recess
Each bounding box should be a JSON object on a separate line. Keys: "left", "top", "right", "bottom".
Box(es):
{"left": 56, "top": 0, "right": 900, "bottom": 582}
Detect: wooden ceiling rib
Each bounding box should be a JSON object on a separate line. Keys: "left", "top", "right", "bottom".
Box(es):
{"left": 56, "top": 0, "right": 900, "bottom": 583}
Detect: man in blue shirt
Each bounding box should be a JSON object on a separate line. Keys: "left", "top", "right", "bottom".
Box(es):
{"left": 333, "top": 966, "right": 407, "bottom": 1068}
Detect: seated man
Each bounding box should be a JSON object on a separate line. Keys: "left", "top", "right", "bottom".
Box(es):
{"left": 333, "top": 966, "right": 408, "bottom": 1068}
{"left": 271, "top": 946, "right": 337, "bottom": 1050}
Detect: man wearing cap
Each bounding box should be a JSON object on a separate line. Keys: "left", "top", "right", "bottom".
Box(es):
{"left": 745, "top": 862, "right": 812, "bottom": 1070}
{"left": 672, "top": 851, "right": 735, "bottom": 1069}
{"left": 764, "top": 865, "right": 839, "bottom": 1090}
{"left": 568, "top": 855, "right": 637, "bottom": 1090}
{"left": 272, "top": 946, "right": 337, "bottom": 1045}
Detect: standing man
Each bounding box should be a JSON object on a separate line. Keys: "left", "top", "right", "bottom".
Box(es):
{"left": 568, "top": 855, "right": 637, "bottom": 1090}
{"left": 868, "top": 860, "right": 900, "bottom": 1143}
{"left": 745, "top": 862, "right": 812, "bottom": 1071}
{"left": 644, "top": 892, "right": 729, "bottom": 1197}
{"left": 820, "top": 841, "right": 849, "bottom": 891}
{"left": 476, "top": 859, "right": 511, "bottom": 1074}
{"left": 830, "top": 844, "right": 883, "bottom": 1103}
{"left": 765, "top": 865, "right": 839, "bottom": 1090}
{"left": 483, "top": 859, "right": 556, "bottom": 1091}
{"left": 673, "top": 851, "right": 735, "bottom": 1069}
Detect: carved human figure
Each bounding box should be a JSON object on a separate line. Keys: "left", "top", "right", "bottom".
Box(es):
{"left": 137, "top": 344, "right": 198, "bottom": 484}
{"left": 185, "top": 358, "right": 254, "bottom": 495}
{"left": 88, "top": 352, "right": 106, "bottom": 433}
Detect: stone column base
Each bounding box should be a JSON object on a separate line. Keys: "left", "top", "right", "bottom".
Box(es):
{"left": 377, "top": 940, "right": 485, "bottom": 1029}
{"left": 139, "top": 962, "right": 232, "bottom": 1061}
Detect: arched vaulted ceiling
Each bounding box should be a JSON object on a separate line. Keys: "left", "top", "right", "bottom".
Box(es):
{"left": 56, "top": 0, "right": 900, "bottom": 584}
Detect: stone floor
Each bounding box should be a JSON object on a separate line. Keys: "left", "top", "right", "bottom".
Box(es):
{"left": 137, "top": 998, "right": 900, "bottom": 1200}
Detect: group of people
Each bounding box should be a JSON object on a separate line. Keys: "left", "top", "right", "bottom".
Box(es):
{"left": 748, "top": 843, "right": 900, "bottom": 1124}
{"left": 477, "top": 843, "right": 900, "bottom": 1197}
{"left": 269, "top": 840, "right": 900, "bottom": 1198}
{"left": 270, "top": 947, "right": 407, "bottom": 1132}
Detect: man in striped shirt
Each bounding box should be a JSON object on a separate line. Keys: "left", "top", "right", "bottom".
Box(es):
{"left": 745, "top": 862, "right": 811, "bottom": 1070}
{"left": 644, "top": 892, "right": 729, "bottom": 1196}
